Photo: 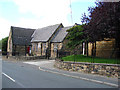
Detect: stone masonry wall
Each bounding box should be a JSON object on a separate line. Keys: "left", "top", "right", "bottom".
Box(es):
{"left": 88, "top": 38, "right": 116, "bottom": 58}
{"left": 54, "top": 59, "right": 120, "bottom": 78}
{"left": 51, "top": 43, "right": 62, "bottom": 58}
{"left": 8, "top": 56, "right": 46, "bottom": 60}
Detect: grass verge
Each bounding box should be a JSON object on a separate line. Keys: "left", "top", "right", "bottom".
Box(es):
{"left": 61, "top": 55, "right": 120, "bottom": 64}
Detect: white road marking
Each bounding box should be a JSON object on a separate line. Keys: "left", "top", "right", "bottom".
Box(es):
{"left": 39, "top": 67, "right": 118, "bottom": 87}
{"left": 2, "top": 72, "right": 15, "bottom": 82}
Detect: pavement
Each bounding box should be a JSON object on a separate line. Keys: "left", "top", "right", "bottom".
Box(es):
{"left": 23, "top": 59, "right": 119, "bottom": 87}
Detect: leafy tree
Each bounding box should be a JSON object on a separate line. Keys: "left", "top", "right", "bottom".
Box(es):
{"left": 81, "top": 2, "right": 120, "bottom": 58}
{"left": 2, "top": 37, "right": 8, "bottom": 55}
{"left": 66, "top": 25, "right": 87, "bottom": 49}
{"left": 0, "top": 39, "right": 2, "bottom": 50}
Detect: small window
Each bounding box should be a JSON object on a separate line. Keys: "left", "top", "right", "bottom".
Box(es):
{"left": 32, "top": 44, "right": 35, "bottom": 51}
{"left": 54, "top": 43, "right": 58, "bottom": 50}
{"left": 43, "top": 43, "right": 46, "bottom": 53}
{"left": 38, "top": 43, "right": 41, "bottom": 48}
{"left": 38, "top": 43, "right": 41, "bottom": 52}
{"left": 36, "top": 44, "right": 38, "bottom": 52}
{"left": 54, "top": 43, "right": 58, "bottom": 52}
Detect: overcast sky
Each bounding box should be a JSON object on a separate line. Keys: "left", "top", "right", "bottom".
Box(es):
{"left": 0, "top": 0, "right": 96, "bottom": 40}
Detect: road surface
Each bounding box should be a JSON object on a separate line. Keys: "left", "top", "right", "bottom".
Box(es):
{"left": 2, "top": 57, "right": 116, "bottom": 88}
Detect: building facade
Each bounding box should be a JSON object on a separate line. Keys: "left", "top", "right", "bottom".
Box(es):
{"left": 7, "top": 24, "right": 116, "bottom": 59}
{"left": 30, "top": 24, "right": 72, "bottom": 58}
{"left": 7, "top": 26, "right": 35, "bottom": 56}
{"left": 31, "top": 23, "right": 64, "bottom": 57}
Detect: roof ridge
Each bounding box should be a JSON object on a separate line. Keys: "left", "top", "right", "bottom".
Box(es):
{"left": 37, "top": 23, "right": 61, "bottom": 30}
{"left": 11, "top": 26, "right": 36, "bottom": 30}
{"left": 31, "top": 23, "right": 62, "bottom": 42}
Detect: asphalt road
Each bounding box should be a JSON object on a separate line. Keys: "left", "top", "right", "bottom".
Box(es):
{"left": 2, "top": 58, "right": 116, "bottom": 88}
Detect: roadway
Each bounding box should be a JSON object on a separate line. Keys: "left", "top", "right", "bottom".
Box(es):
{"left": 2, "top": 57, "right": 116, "bottom": 88}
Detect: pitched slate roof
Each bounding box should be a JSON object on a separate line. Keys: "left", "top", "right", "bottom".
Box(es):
{"left": 51, "top": 26, "right": 72, "bottom": 43}
{"left": 31, "top": 24, "right": 62, "bottom": 42}
{"left": 11, "top": 26, "right": 35, "bottom": 46}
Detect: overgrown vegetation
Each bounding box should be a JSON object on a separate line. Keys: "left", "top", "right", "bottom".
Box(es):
{"left": 62, "top": 55, "right": 120, "bottom": 64}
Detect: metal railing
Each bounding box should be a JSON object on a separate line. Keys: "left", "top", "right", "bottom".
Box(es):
{"left": 56, "top": 49, "right": 120, "bottom": 64}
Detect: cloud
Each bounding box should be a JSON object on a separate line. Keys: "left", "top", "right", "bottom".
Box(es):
{"left": 0, "top": 0, "right": 81, "bottom": 39}
{"left": 12, "top": 0, "right": 72, "bottom": 26}
{"left": 0, "top": 18, "right": 11, "bottom": 39}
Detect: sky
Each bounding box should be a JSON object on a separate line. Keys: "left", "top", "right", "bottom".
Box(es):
{"left": 0, "top": 0, "right": 97, "bottom": 40}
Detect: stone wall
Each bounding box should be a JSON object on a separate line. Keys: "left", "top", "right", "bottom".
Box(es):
{"left": 31, "top": 42, "right": 49, "bottom": 56}
{"left": 7, "top": 29, "right": 12, "bottom": 56}
{"left": 31, "top": 43, "right": 40, "bottom": 56}
{"left": 51, "top": 43, "right": 62, "bottom": 58}
{"left": 54, "top": 59, "right": 120, "bottom": 77}
{"left": 15, "top": 45, "right": 26, "bottom": 55}
{"left": 8, "top": 55, "right": 46, "bottom": 60}
{"left": 88, "top": 38, "right": 116, "bottom": 58}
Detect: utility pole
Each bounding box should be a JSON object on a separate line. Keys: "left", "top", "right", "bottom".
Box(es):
{"left": 70, "top": 0, "right": 73, "bottom": 24}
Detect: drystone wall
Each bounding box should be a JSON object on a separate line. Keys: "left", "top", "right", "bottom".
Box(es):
{"left": 8, "top": 56, "right": 46, "bottom": 60}
{"left": 54, "top": 59, "right": 120, "bottom": 77}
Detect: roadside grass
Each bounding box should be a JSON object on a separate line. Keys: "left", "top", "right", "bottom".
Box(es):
{"left": 61, "top": 55, "right": 120, "bottom": 64}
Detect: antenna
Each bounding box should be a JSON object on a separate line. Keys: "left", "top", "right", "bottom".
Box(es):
{"left": 70, "top": 0, "right": 73, "bottom": 24}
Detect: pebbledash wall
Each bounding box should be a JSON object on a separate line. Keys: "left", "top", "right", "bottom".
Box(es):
{"left": 54, "top": 59, "right": 120, "bottom": 77}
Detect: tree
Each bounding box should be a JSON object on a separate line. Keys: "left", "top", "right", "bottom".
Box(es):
{"left": 66, "top": 25, "right": 87, "bottom": 49}
{"left": 0, "top": 39, "right": 2, "bottom": 50}
{"left": 81, "top": 2, "right": 120, "bottom": 58}
{"left": 2, "top": 37, "right": 8, "bottom": 55}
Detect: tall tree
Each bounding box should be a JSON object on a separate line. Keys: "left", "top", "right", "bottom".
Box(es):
{"left": 81, "top": 2, "right": 120, "bottom": 58}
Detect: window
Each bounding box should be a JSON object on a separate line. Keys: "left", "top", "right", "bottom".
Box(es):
{"left": 38, "top": 43, "right": 41, "bottom": 49}
{"left": 54, "top": 43, "right": 58, "bottom": 49}
{"left": 38, "top": 43, "right": 41, "bottom": 52}
{"left": 36, "top": 43, "right": 38, "bottom": 52}
{"left": 54, "top": 43, "right": 58, "bottom": 52}
{"left": 32, "top": 44, "right": 35, "bottom": 51}
{"left": 43, "top": 43, "right": 46, "bottom": 54}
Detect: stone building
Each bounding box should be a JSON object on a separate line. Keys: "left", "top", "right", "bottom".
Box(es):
{"left": 7, "top": 24, "right": 116, "bottom": 59}
{"left": 31, "top": 23, "right": 72, "bottom": 58}
{"left": 31, "top": 23, "right": 64, "bottom": 57}
{"left": 7, "top": 24, "right": 72, "bottom": 58}
{"left": 7, "top": 26, "right": 35, "bottom": 56}
{"left": 50, "top": 26, "right": 72, "bottom": 58}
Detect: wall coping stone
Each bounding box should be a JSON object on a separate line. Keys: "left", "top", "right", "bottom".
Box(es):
{"left": 55, "top": 58, "right": 120, "bottom": 77}
{"left": 8, "top": 55, "right": 46, "bottom": 60}
{"left": 56, "top": 58, "right": 120, "bottom": 66}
